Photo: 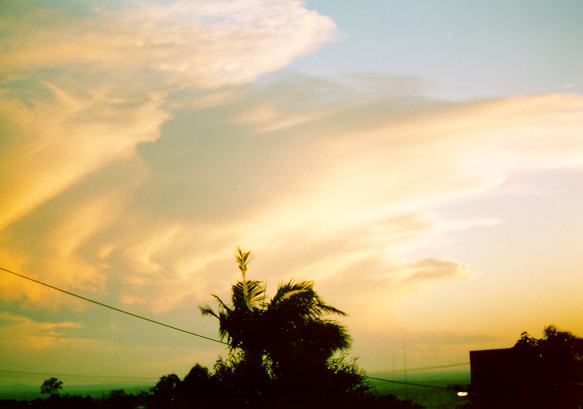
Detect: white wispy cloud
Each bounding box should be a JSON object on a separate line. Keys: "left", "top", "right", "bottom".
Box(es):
{"left": 0, "top": 0, "right": 337, "bottom": 88}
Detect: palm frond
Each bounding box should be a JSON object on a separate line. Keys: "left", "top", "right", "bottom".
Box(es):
{"left": 270, "top": 280, "right": 313, "bottom": 306}
{"left": 245, "top": 280, "right": 266, "bottom": 307}
{"left": 211, "top": 294, "right": 232, "bottom": 314}
{"left": 235, "top": 247, "right": 253, "bottom": 277}
{"left": 234, "top": 247, "right": 254, "bottom": 308}
{"left": 269, "top": 280, "right": 346, "bottom": 319}
{"left": 313, "top": 295, "right": 347, "bottom": 316}
{"left": 232, "top": 280, "right": 265, "bottom": 310}
{"left": 199, "top": 304, "right": 219, "bottom": 318}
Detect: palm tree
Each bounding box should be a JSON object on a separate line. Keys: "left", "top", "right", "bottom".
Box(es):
{"left": 200, "top": 248, "right": 352, "bottom": 398}
{"left": 199, "top": 248, "right": 266, "bottom": 372}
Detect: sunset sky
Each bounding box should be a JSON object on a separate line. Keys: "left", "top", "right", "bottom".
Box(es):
{"left": 1, "top": 0, "right": 583, "bottom": 384}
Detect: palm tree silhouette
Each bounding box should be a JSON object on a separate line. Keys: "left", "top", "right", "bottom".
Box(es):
{"left": 200, "top": 248, "right": 266, "bottom": 378}
{"left": 200, "top": 248, "right": 350, "bottom": 397}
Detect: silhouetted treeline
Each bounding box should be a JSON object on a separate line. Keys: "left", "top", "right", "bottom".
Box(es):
{"left": 148, "top": 362, "right": 422, "bottom": 409}
{"left": 469, "top": 325, "right": 583, "bottom": 409}
{"left": 0, "top": 388, "right": 150, "bottom": 409}
{"left": 0, "top": 365, "right": 423, "bottom": 409}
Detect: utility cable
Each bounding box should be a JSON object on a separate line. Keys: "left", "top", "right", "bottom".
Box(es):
{"left": 365, "top": 375, "right": 458, "bottom": 391}
{"left": 0, "top": 266, "right": 227, "bottom": 346}
{"left": 391, "top": 362, "right": 469, "bottom": 373}
{"left": 0, "top": 369, "right": 156, "bottom": 381}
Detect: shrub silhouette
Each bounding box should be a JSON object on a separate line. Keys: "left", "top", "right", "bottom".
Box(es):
{"left": 179, "top": 364, "right": 212, "bottom": 408}
{"left": 40, "top": 377, "right": 63, "bottom": 396}
{"left": 151, "top": 373, "right": 181, "bottom": 408}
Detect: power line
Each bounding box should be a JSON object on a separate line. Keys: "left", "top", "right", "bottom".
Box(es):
{"left": 0, "top": 369, "right": 156, "bottom": 381}
{"left": 0, "top": 266, "right": 227, "bottom": 346}
{"left": 391, "top": 362, "right": 469, "bottom": 373}
{"left": 365, "top": 375, "right": 458, "bottom": 391}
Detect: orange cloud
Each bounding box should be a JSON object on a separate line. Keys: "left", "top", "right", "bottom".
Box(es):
{"left": 0, "top": 84, "right": 167, "bottom": 231}
{"left": 0, "top": 312, "right": 90, "bottom": 351}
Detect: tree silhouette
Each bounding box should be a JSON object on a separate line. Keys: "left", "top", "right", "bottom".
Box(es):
{"left": 151, "top": 373, "right": 181, "bottom": 408}
{"left": 513, "top": 325, "right": 583, "bottom": 407}
{"left": 40, "top": 377, "right": 63, "bottom": 396}
{"left": 200, "top": 248, "right": 354, "bottom": 401}
{"left": 179, "top": 364, "right": 212, "bottom": 407}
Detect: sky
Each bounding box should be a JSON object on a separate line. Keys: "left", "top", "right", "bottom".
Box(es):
{"left": 1, "top": 0, "right": 583, "bottom": 386}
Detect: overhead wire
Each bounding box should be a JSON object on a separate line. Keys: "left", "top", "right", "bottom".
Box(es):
{"left": 391, "top": 362, "right": 469, "bottom": 373}
{"left": 365, "top": 376, "right": 457, "bottom": 391}
{"left": 0, "top": 266, "right": 227, "bottom": 345}
{"left": 0, "top": 369, "right": 156, "bottom": 381}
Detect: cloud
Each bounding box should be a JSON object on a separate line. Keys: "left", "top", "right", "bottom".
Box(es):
{"left": 0, "top": 0, "right": 337, "bottom": 230}
{"left": 0, "top": 311, "right": 89, "bottom": 351}
{"left": 0, "top": 83, "right": 167, "bottom": 231}
{"left": 232, "top": 104, "right": 315, "bottom": 133}
{"left": 4, "top": 75, "right": 583, "bottom": 317}
{"left": 0, "top": 310, "right": 223, "bottom": 377}
{"left": 0, "top": 0, "right": 337, "bottom": 88}
{"left": 400, "top": 259, "right": 468, "bottom": 285}
{"left": 126, "top": 89, "right": 583, "bottom": 313}
{"left": 0, "top": 1, "right": 338, "bottom": 309}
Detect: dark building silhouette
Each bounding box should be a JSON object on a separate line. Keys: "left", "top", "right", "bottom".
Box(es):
{"left": 470, "top": 347, "right": 583, "bottom": 408}
{"left": 470, "top": 348, "right": 540, "bottom": 398}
